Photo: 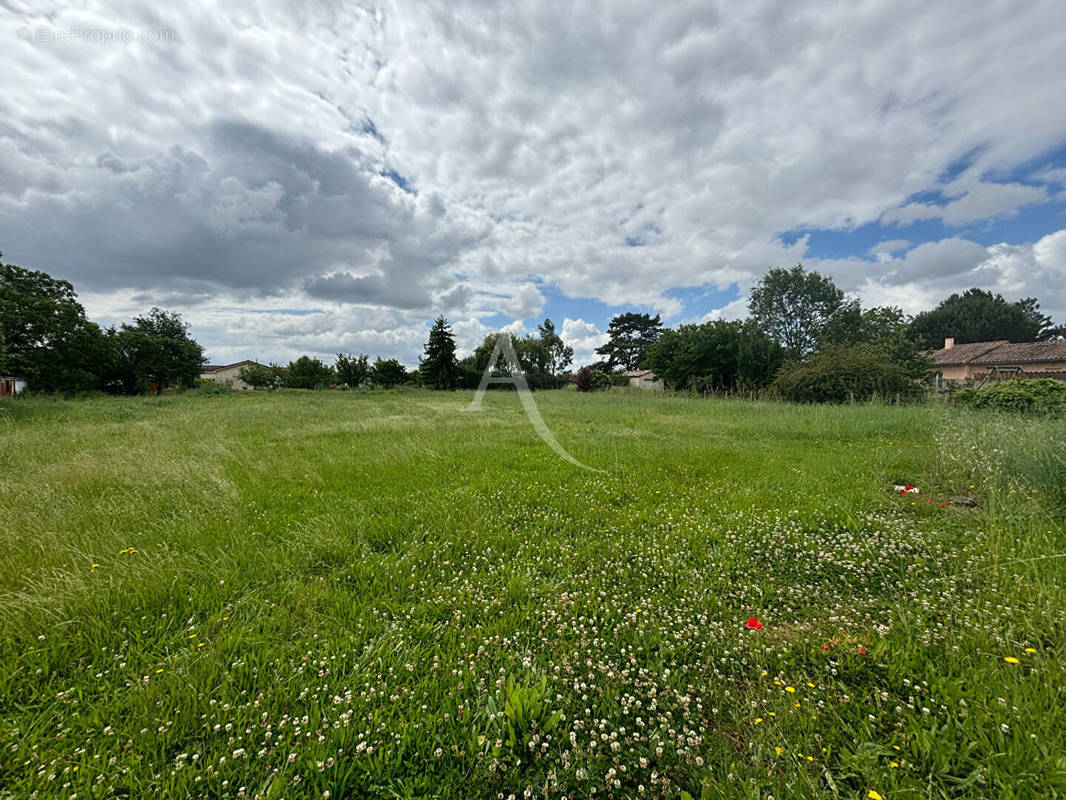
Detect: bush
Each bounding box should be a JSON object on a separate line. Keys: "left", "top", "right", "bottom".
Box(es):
{"left": 574, "top": 367, "right": 610, "bottom": 392}
{"left": 188, "top": 378, "right": 234, "bottom": 395}
{"left": 769, "top": 344, "right": 925, "bottom": 404}
{"left": 609, "top": 373, "right": 630, "bottom": 388}
{"left": 953, "top": 378, "right": 1066, "bottom": 413}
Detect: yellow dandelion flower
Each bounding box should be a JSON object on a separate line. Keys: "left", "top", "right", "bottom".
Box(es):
{"left": 754, "top": 717, "right": 763, "bottom": 724}
{"left": 890, "top": 761, "right": 899, "bottom": 768}
{"left": 90, "top": 564, "right": 101, "bottom": 569}
{"left": 785, "top": 686, "right": 796, "bottom": 693}
{"left": 197, "top": 642, "right": 205, "bottom": 648}
{"left": 774, "top": 747, "right": 783, "bottom": 755}
{"left": 1004, "top": 656, "right": 1020, "bottom": 664}
{"left": 222, "top": 616, "right": 229, "bottom": 621}
{"left": 768, "top": 712, "right": 776, "bottom": 716}
{"left": 806, "top": 682, "right": 815, "bottom": 687}
{"left": 188, "top": 634, "right": 197, "bottom": 639}
{"left": 1024, "top": 648, "right": 1036, "bottom": 654}
{"left": 806, "top": 755, "right": 813, "bottom": 762}
{"left": 155, "top": 668, "right": 163, "bottom": 673}
{"left": 892, "top": 745, "right": 900, "bottom": 751}
{"left": 868, "top": 792, "right": 884, "bottom": 800}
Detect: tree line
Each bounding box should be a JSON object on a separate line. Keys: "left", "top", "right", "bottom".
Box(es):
{"left": 4, "top": 246, "right": 1061, "bottom": 401}
{"left": 1, "top": 253, "right": 203, "bottom": 394}
{"left": 575, "top": 265, "right": 1063, "bottom": 402}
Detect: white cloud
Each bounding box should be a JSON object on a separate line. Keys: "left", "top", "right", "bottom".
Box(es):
{"left": 869, "top": 239, "right": 910, "bottom": 261}
{"left": 882, "top": 173, "right": 1047, "bottom": 226}
{"left": 562, "top": 318, "right": 608, "bottom": 367}
{"left": 1, "top": 0, "right": 1065, "bottom": 361}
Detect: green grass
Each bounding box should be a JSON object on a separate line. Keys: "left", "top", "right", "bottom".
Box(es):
{"left": 0, "top": 389, "right": 1063, "bottom": 799}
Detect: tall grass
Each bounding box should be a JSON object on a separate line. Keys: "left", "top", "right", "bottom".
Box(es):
{"left": 0, "top": 390, "right": 1062, "bottom": 799}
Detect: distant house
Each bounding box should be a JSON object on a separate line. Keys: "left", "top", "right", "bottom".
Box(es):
{"left": 199, "top": 360, "right": 263, "bottom": 390}
{"left": 1, "top": 376, "right": 27, "bottom": 397}
{"left": 623, "top": 369, "right": 663, "bottom": 390}
{"left": 928, "top": 337, "right": 1066, "bottom": 389}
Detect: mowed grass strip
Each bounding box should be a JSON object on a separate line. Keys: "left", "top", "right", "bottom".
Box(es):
{"left": 0, "top": 390, "right": 1063, "bottom": 799}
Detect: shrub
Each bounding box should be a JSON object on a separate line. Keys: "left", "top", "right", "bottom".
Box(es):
{"left": 769, "top": 344, "right": 925, "bottom": 404}
{"left": 609, "top": 373, "right": 630, "bottom": 388}
{"left": 574, "top": 367, "right": 609, "bottom": 392}
{"left": 188, "top": 378, "right": 234, "bottom": 395}
{"left": 953, "top": 378, "right": 1066, "bottom": 413}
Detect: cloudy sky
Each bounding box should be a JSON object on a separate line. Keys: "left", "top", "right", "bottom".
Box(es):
{"left": 2, "top": 1, "right": 1066, "bottom": 366}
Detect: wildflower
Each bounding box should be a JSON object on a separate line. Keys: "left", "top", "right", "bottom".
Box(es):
{"left": 868, "top": 792, "right": 884, "bottom": 800}
{"left": 890, "top": 761, "right": 899, "bottom": 768}
{"left": 155, "top": 669, "right": 163, "bottom": 674}
{"left": 745, "top": 617, "right": 763, "bottom": 631}
{"left": 785, "top": 686, "right": 796, "bottom": 693}
{"left": 90, "top": 564, "right": 101, "bottom": 569}
{"left": 1024, "top": 648, "right": 1036, "bottom": 654}
{"left": 1004, "top": 657, "right": 1019, "bottom": 664}
{"left": 754, "top": 717, "right": 763, "bottom": 724}
{"left": 857, "top": 647, "right": 867, "bottom": 655}
{"left": 774, "top": 747, "right": 783, "bottom": 755}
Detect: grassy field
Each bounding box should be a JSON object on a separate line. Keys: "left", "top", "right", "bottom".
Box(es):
{"left": 1, "top": 389, "right": 1064, "bottom": 799}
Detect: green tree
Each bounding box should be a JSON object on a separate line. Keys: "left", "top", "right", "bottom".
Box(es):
{"left": 0, "top": 253, "right": 112, "bottom": 391}
{"left": 574, "top": 365, "right": 609, "bottom": 392}
{"left": 420, "top": 316, "right": 461, "bottom": 389}
{"left": 537, "top": 318, "right": 573, "bottom": 375}
{"left": 370, "top": 358, "right": 408, "bottom": 388}
{"left": 748, "top": 264, "right": 846, "bottom": 357}
{"left": 769, "top": 344, "right": 925, "bottom": 404}
{"left": 284, "top": 356, "right": 334, "bottom": 389}
{"left": 908, "top": 289, "right": 1056, "bottom": 348}
{"left": 646, "top": 320, "right": 784, "bottom": 392}
{"left": 238, "top": 362, "right": 284, "bottom": 389}
{"left": 334, "top": 353, "right": 370, "bottom": 387}
{"left": 116, "top": 308, "right": 205, "bottom": 395}
{"left": 821, "top": 303, "right": 930, "bottom": 378}
{"left": 595, "top": 312, "right": 663, "bottom": 370}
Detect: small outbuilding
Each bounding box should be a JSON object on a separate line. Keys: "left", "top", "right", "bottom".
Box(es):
{"left": 1, "top": 376, "right": 27, "bottom": 397}
{"left": 623, "top": 369, "right": 663, "bottom": 390}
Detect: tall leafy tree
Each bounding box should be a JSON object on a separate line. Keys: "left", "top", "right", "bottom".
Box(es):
{"left": 420, "top": 316, "right": 461, "bottom": 389}
{"left": 908, "top": 289, "right": 1055, "bottom": 348}
{"left": 334, "top": 353, "right": 370, "bottom": 387}
{"left": 117, "top": 308, "right": 205, "bottom": 394}
{"left": 0, "top": 253, "right": 111, "bottom": 391}
{"left": 370, "top": 357, "right": 408, "bottom": 388}
{"left": 646, "top": 320, "right": 784, "bottom": 391}
{"left": 595, "top": 312, "right": 663, "bottom": 370}
{"left": 537, "top": 318, "right": 573, "bottom": 375}
{"left": 237, "top": 362, "right": 284, "bottom": 389}
{"left": 748, "top": 264, "right": 846, "bottom": 357}
{"left": 821, "top": 303, "right": 930, "bottom": 378}
{"left": 284, "top": 356, "right": 334, "bottom": 389}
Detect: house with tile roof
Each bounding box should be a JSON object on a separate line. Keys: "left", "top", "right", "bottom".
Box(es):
{"left": 928, "top": 338, "right": 1066, "bottom": 389}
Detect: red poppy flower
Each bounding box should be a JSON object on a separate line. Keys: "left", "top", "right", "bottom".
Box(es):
{"left": 857, "top": 647, "right": 867, "bottom": 655}
{"left": 746, "top": 617, "right": 763, "bottom": 630}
